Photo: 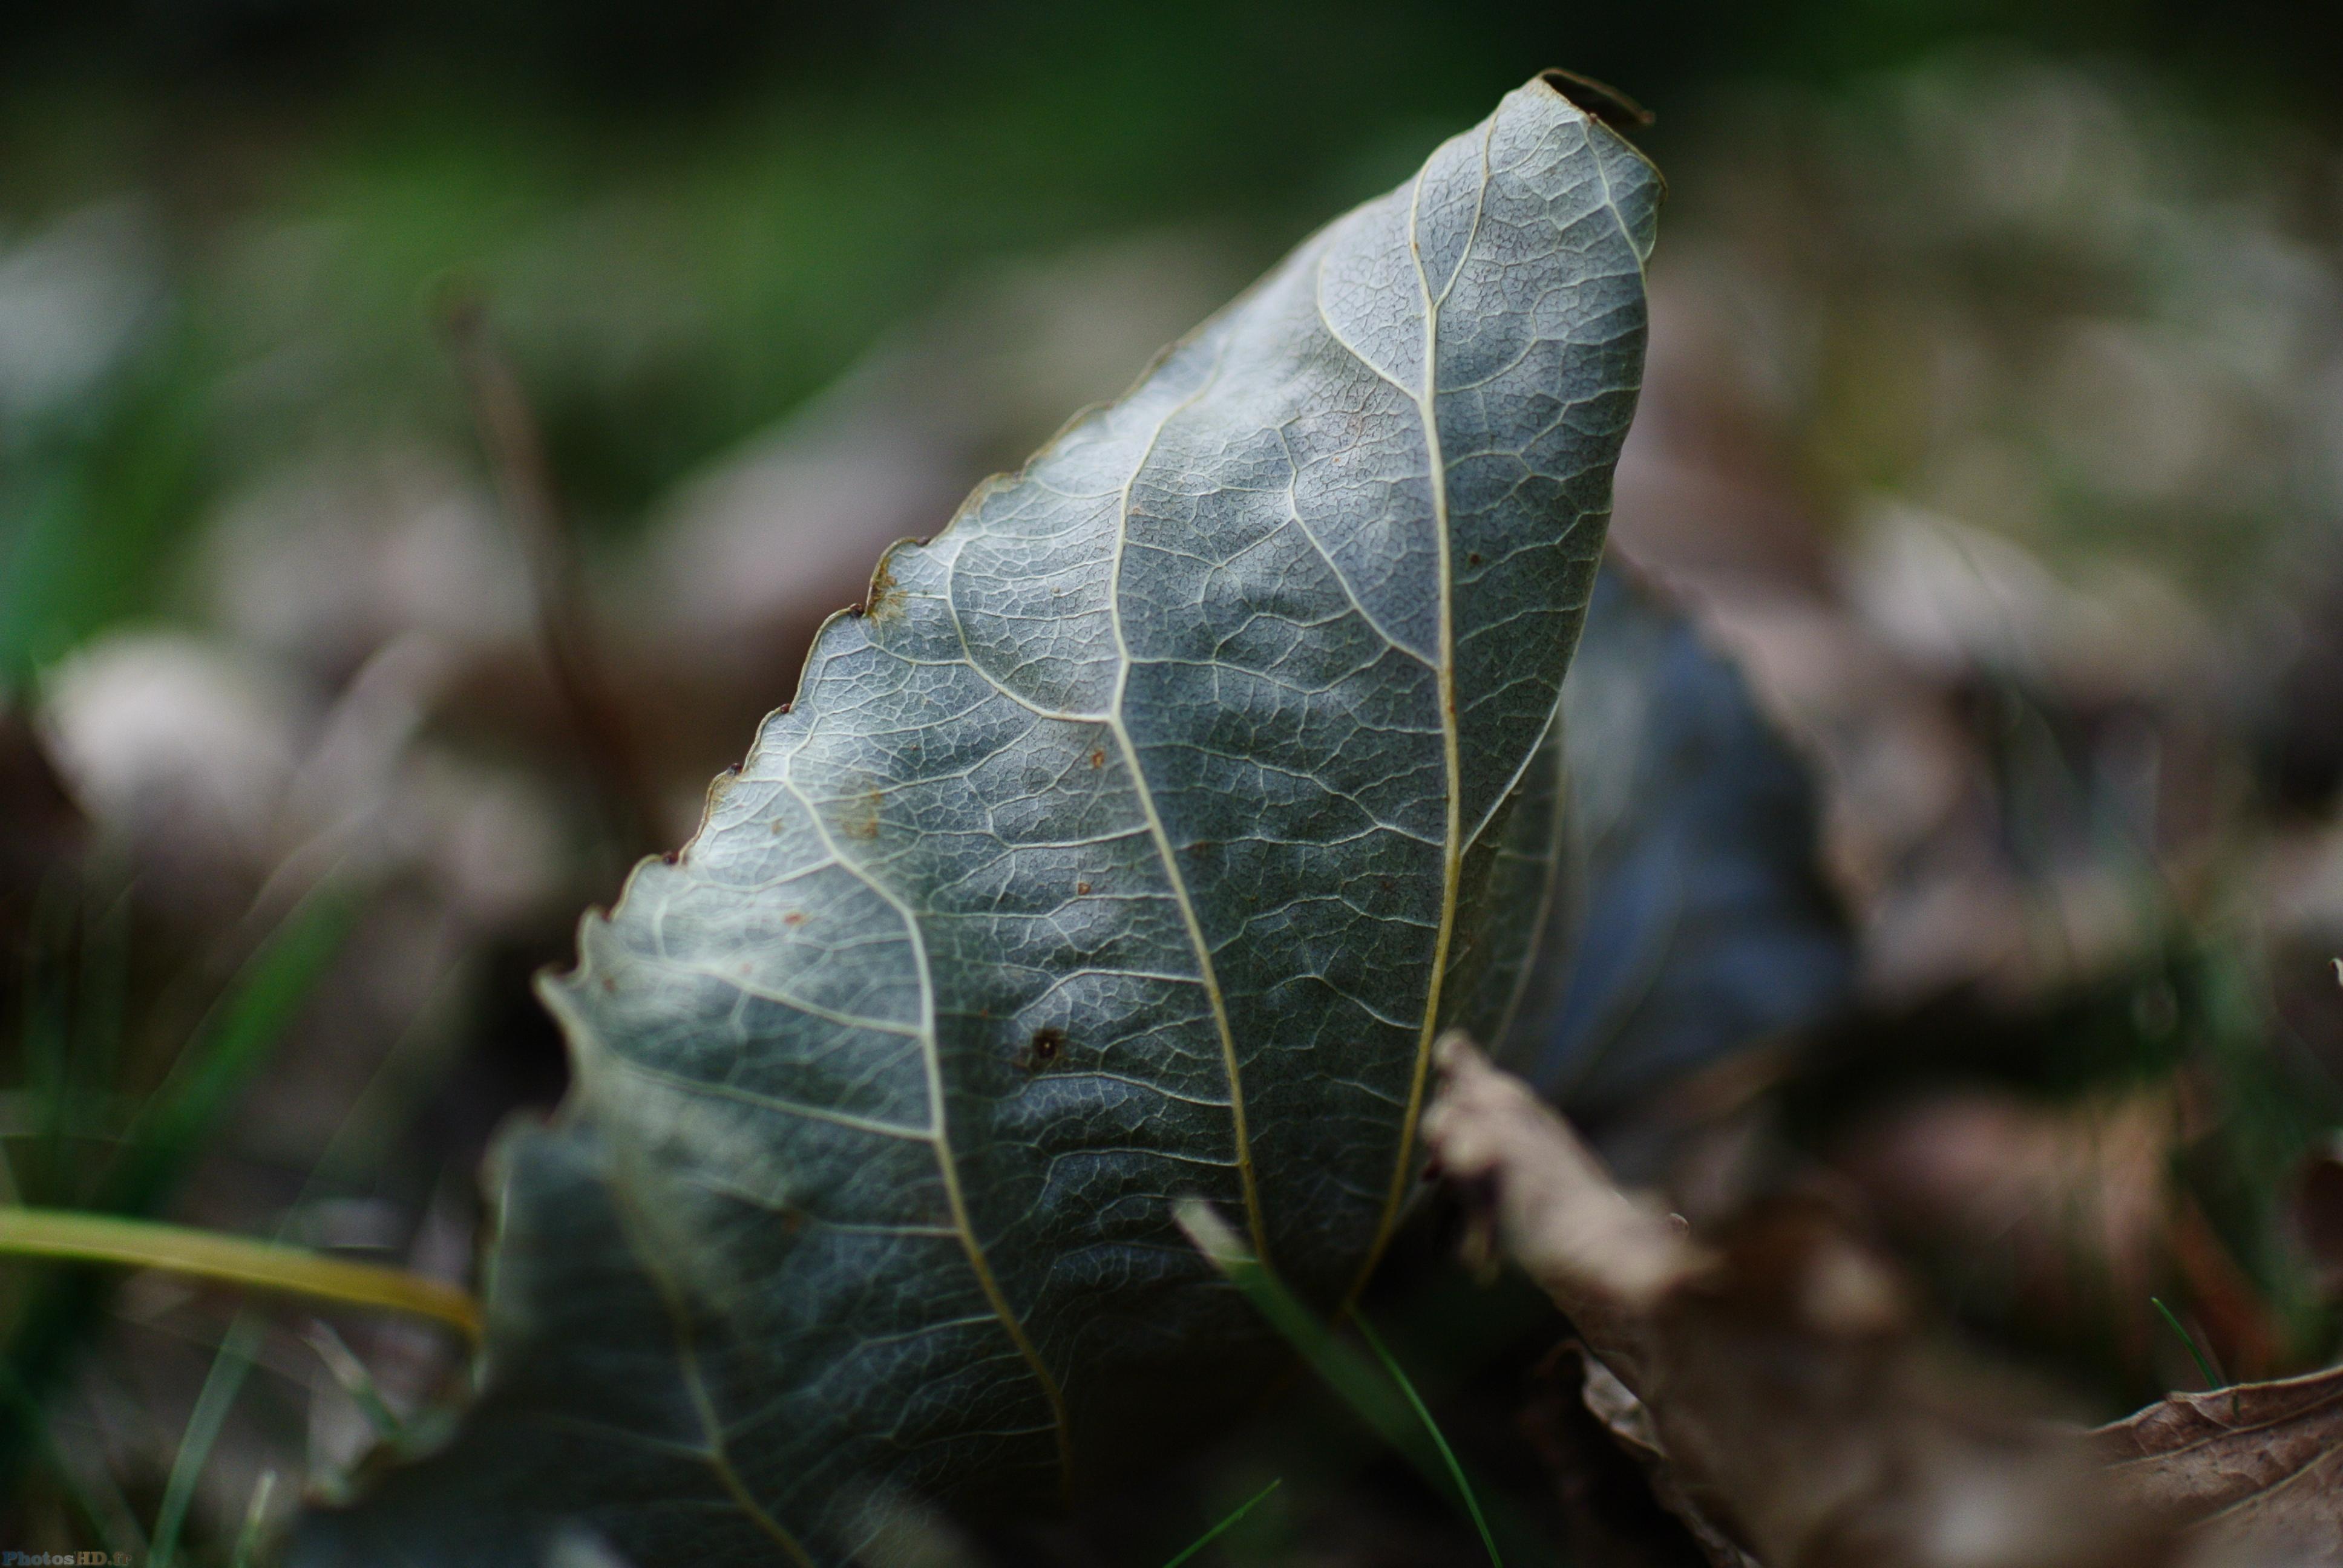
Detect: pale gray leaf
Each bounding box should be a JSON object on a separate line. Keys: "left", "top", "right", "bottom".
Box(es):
{"left": 292, "top": 73, "right": 1659, "bottom": 1568}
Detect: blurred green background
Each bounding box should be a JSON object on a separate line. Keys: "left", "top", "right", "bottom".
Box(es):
{"left": 5, "top": 0, "right": 2340, "bottom": 675}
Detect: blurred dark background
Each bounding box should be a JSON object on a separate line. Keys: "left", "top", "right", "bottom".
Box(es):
{"left": 8, "top": 2, "right": 2343, "bottom": 1563}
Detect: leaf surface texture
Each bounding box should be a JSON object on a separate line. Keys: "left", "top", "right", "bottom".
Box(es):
{"left": 294, "top": 75, "right": 1659, "bottom": 1567}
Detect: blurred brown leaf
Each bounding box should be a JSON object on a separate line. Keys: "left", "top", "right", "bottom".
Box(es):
{"left": 1833, "top": 1083, "right": 2287, "bottom": 1385}
{"left": 1834, "top": 1086, "right": 2174, "bottom": 1356}
{"left": 1424, "top": 1034, "right": 2166, "bottom": 1567}
{"left": 1836, "top": 1085, "right": 2175, "bottom": 1302}
{"left": 1425, "top": 1034, "right": 2197, "bottom": 1568}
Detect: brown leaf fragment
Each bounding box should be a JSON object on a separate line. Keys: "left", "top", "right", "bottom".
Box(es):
{"left": 1833, "top": 1086, "right": 2175, "bottom": 1339}
{"left": 1570, "top": 1348, "right": 1762, "bottom": 1568}
{"left": 1833, "top": 1082, "right": 2284, "bottom": 1385}
{"left": 1420, "top": 1030, "right": 1709, "bottom": 1377}
{"left": 2097, "top": 1366, "right": 2343, "bottom": 1558}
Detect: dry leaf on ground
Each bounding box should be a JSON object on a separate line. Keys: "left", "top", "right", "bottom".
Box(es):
{"left": 1420, "top": 1034, "right": 2343, "bottom": 1567}
{"left": 2099, "top": 1367, "right": 2343, "bottom": 1560}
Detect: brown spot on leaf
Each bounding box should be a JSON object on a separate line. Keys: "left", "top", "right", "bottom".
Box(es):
{"left": 842, "top": 788, "right": 883, "bottom": 840}
{"left": 1089, "top": 748, "right": 1106, "bottom": 768}
{"left": 1076, "top": 881, "right": 1092, "bottom": 895}
{"left": 784, "top": 911, "right": 806, "bottom": 927}
{"left": 863, "top": 554, "right": 905, "bottom": 622}
{"left": 1020, "top": 1027, "right": 1066, "bottom": 1071}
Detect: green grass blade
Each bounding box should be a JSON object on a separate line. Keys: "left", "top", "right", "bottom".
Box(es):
{"left": 0, "top": 1357, "right": 146, "bottom": 1557}
{"left": 0, "top": 1206, "right": 482, "bottom": 1338}
{"left": 1175, "top": 1200, "right": 1420, "bottom": 1449}
{"left": 1176, "top": 1199, "right": 1515, "bottom": 1564}
{"left": 151, "top": 1312, "right": 263, "bottom": 1568}
{"left": 1160, "top": 1477, "right": 1281, "bottom": 1568}
{"left": 0, "top": 882, "right": 363, "bottom": 1497}
{"left": 111, "top": 883, "right": 365, "bottom": 1214}
{"left": 2151, "top": 1296, "right": 2226, "bottom": 1390}
{"left": 231, "top": 1469, "right": 278, "bottom": 1568}
{"left": 1354, "top": 1313, "right": 1501, "bottom": 1567}
{"left": 306, "top": 1321, "right": 409, "bottom": 1440}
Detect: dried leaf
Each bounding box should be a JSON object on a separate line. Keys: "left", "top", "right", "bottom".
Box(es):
{"left": 1570, "top": 1349, "right": 1760, "bottom": 1568}
{"left": 2099, "top": 1367, "right": 2343, "bottom": 1558}
{"left": 1423, "top": 1036, "right": 2184, "bottom": 1568}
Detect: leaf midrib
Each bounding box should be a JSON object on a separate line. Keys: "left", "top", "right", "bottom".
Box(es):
{"left": 1348, "top": 119, "right": 1493, "bottom": 1301}
{"left": 1096, "top": 328, "right": 1271, "bottom": 1272}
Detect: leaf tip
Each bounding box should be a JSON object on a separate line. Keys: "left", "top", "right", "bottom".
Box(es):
{"left": 1173, "top": 1198, "right": 1250, "bottom": 1272}
{"left": 1535, "top": 68, "right": 1654, "bottom": 132}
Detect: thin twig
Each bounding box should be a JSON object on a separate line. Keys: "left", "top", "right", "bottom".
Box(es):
{"left": 442, "top": 295, "right": 663, "bottom": 858}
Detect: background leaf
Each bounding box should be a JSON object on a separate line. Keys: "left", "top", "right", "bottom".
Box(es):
{"left": 2098, "top": 1364, "right": 2343, "bottom": 1552}
{"left": 292, "top": 74, "right": 1659, "bottom": 1567}
{"left": 1519, "top": 564, "right": 1855, "bottom": 1119}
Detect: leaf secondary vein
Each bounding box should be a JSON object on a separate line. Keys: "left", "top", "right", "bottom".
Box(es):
{"left": 603, "top": 1173, "right": 819, "bottom": 1568}
{"left": 778, "top": 747, "right": 1076, "bottom": 1493}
